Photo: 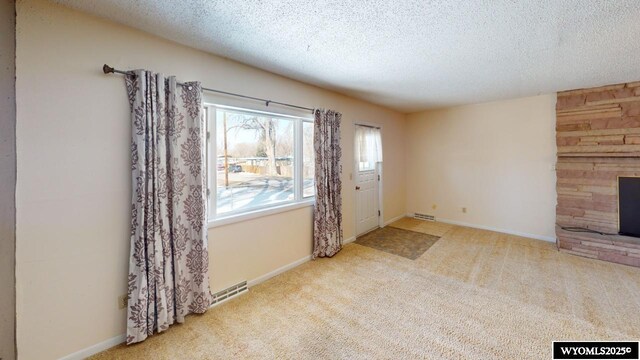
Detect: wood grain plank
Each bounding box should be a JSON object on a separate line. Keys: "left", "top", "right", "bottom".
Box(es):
{"left": 558, "top": 84, "right": 626, "bottom": 97}
{"left": 586, "top": 96, "right": 640, "bottom": 106}
{"left": 558, "top": 144, "right": 640, "bottom": 154}
{"left": 557, "top": 127, "right": 640, "bottom": 138}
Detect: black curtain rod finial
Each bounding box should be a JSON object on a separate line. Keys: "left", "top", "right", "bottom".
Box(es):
{"left": 103, "top": 64, "right": 115, "bottom": 74}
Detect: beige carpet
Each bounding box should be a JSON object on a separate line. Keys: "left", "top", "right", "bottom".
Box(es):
{"left": 92, "top": 219, "right": 640, "bottom": 359}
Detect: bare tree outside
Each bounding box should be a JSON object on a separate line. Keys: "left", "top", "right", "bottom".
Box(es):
{"left": 215, "top": 109, "right": 297, "bottom": 214}
{"left": 220, "top": 112, "right": 285, "bottom": 186}
{"left": 239, "top": 116, "right": 280, "bottom": 175}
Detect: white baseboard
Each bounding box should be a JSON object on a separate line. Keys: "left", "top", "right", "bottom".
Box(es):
{"left": 59, "top": 254, "right": 313, "bottom": 359}
{"left": 58, "top": 334, "right": 126, "bottom": 360}
{"left": 247, "top": 254, "right": 312, "bottom": 288}
{"left": 436, "top": 217, "right": 556, "bottom": 243}
{"left": 383, "top": 214, "right": 406, "bottom": 226}
{"left": 246, "top": 235, "right": 364, "bottom": 288}
{"left": 57, "top": 234, "right": 373, "bottom": 359}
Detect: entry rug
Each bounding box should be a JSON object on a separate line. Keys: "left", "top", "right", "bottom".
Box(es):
{"left": 355, "top": 227, "right": 439, "bottom": 260}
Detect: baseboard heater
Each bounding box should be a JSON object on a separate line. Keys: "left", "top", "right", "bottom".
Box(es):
{"left": 414, "top": 213, "right": 436, "bottom": 221}
{"left": 210, "top": 280, "right": 248, "bottom": 307}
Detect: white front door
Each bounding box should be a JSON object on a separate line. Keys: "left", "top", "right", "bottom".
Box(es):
{"left": 356, "top": 166, "right": 379, "bottom": 236}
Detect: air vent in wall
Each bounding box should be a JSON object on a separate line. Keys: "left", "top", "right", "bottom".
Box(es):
{"left": 414, "top": 213, "right": 435, "bottom": 221}
{"left": 210, "top": 280, "right": 248, "bottom": 307}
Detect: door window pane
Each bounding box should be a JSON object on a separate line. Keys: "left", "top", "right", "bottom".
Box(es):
{"left": 356, "top": 125, "right": 382, "bottom": 171}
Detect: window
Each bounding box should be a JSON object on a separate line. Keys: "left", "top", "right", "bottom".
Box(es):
{"left": 355, "top": 125, "right": 382, "bottom": 171}
{"left": 206, "top": 105, "right": 314, "bottom": 221}
{"left": 302, "top": 121, "right": 315, "bottom": 197}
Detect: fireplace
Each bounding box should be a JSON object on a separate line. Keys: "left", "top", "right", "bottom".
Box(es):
{"left": 618, "top": 177, "right": 640, "bottom": 238}
{"left": 555, "top": 81, "right": 640, "bottom": 267}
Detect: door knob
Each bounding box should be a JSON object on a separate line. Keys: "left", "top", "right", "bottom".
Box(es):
{"left": 356, "top": 186, "right": 360, "bottom": 190}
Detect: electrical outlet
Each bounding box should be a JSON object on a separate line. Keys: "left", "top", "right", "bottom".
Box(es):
{"left": 118, "top": 294, "right": 128, "bottom": 309}
{"left": 432, "top": 204, "right": 437, "bottom": 210}
{"left": 462, "top": 207, "right": 467, "bottom": 214}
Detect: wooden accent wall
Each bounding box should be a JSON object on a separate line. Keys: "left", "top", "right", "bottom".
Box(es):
{"left": 556, "top": 82, "right": 640, "bottom": 267}
{"left": 557, "top": 82, "right": 640, "bottom": 157}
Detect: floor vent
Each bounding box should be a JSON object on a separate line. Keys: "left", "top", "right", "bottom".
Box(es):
{"left": 210, "top": 281, "right": 248, "bottom": 307}
{"left": 414, "top": 213, "right": 436, "bottom": 221}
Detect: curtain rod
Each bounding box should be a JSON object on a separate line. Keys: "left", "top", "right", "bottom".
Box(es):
{"left": 356, "top": 123, "right": 381, "bottom": 129}
{"left": 102, "top": 64, "right": 315, "bottom": 114}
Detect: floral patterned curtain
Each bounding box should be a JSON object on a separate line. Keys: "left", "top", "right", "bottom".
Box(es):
{"left": 313, "top": 109, "right": 343, "bottom": 258}
{"left": 125, "top": 70, "right": 211, "bottom": 344}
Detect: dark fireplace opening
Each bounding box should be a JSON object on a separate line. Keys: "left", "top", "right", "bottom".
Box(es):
{"left": 619, "top": 177, "right": 640, "bottom": 238}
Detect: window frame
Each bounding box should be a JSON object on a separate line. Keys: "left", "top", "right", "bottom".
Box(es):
{"left": 301, "top": 120, "right": 315, "bottom": 199}
{"left": 204, "top": 103, "right": 315, "bottom": 228}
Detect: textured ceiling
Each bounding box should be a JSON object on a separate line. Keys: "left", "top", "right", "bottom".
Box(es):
{"left": 54, "top": 0, "right": 640, "bottom": 112}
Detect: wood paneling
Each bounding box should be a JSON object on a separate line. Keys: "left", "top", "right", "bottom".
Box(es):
{"left": 556, "top": 82, "right": 640, "bottom": 267}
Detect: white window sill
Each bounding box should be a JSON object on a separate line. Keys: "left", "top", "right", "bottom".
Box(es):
{"left": 208, "top": 199, "right": 315, "bottom": 229}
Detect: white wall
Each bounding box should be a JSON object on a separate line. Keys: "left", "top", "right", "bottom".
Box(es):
{"left": 0, "top": 1, "right": 16, "bottom": 359}
{"left": 15, "top": 0, "right": 406, "bottom": 358}
{"left": 406, "top": 94, "right": 557, "bottom": 241}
